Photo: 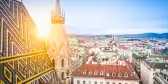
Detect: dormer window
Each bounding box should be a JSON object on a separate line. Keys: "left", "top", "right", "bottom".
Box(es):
{"left": 94, "top": 71, "right": 98, "bottom": 75}
{"left": 89, "top": 71, "right": 92, "bottom": 75}
{"left": 112, "top": 73, "right": 116, "bottom": 77}
{"left": 124, "top": 72, "right": 128, "bottom": 77}
{"left": 100, "top": 72, "right": 104, "bottom": 75}
{"left": 106, "top": 72, "right": 110, "bottom": 76}
{"left": 83, "top": 70, "right": 86, "bottom": 75}
{"left": 118, "top": 73, "right": 122, "bottom": 77}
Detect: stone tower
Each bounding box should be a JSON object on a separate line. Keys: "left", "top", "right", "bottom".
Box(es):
{"left": 47, "top": 0, "right": 70, "bottom": 82}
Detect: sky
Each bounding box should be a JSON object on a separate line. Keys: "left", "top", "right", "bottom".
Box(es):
{"left": 23, "top": 0, "right": 168, "bottom": 35}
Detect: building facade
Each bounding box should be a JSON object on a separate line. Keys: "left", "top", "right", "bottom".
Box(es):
{"left": 140, "top": 60, "right": 168, "bottom": 84}
{"left": 140, "top": 61, "right": 154, "bottom": 84}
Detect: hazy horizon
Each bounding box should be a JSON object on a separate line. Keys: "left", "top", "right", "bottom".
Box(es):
{"left": 72, "top": 32, "right": 168, "bottom": 35}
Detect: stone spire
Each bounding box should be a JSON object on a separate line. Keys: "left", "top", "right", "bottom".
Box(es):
{"left": 55, "top": 0, "right": 61, "bottom": 16}
{"left": 48, "top": 0, "right": 71, "bottom": 82}
{"left": 51, "top": 0, "right": 65, "bottom": 24}
{"left": 50, "top": 0, "right": 68, "bottom": 54}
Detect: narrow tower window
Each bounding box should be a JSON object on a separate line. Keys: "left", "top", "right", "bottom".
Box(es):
{"left": 61, "top": 59, "right": 64, "bottom": 67}
{"left": 52, "top": 59, "right": 55, "bottom": 67}
{"left": 62, "top": 72, "right": 64, "bottom": 80}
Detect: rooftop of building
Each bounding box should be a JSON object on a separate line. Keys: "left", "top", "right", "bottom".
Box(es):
{"left": 68, "top": 38, "right": 79, "bottom": 44}
{"left": 73, "top": 64, "right": 140, "bottom": 81}
{"left": 146, "top": 57, "right": 164, "bottom": 63}
{"left": 163, "top": 56, "right": 168, "bottom": 60}
{"left": 144, "top": 59, "right": 168, "bottom": 69}
{"left": 132, "top": 52, "right": 147, "bottom": 59}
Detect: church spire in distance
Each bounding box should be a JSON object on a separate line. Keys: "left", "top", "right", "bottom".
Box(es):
{"left": 51, "top": 0, "right": 65, "bottom": 24}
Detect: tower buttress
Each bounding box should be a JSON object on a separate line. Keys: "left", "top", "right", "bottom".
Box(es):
{"left": 48, "top": 0, "right": 70, "bottom": 82}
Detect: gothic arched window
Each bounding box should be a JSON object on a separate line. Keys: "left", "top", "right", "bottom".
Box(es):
{"left": 62, "top": 72, "right": 64, "bottom": 80}
{"left": 52, "top": 59, "right": 55, "bottom": 67}
{"left": 61, "top": 59, "right": 64, "bottom": 67}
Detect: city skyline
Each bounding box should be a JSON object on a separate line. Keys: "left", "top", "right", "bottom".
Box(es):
{"left": 23, "top": 0, "right": 168, "bottom": 35}
{"left": 0, "top": 0, "right": 168, "bottom": 84}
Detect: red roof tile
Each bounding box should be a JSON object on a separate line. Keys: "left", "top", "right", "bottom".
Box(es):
{"left": 73, "top": 64, "right": 140, "bottom": 80}
{"left": 118, "top": 45, "right": 129, "bottom": 50}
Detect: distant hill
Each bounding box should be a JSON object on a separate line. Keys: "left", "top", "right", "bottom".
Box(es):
{"left": 77, "top": 35, "right": 95, "bottom": 38}
{"left": 161, "top": 33, "right": 168, "bottom": 38}
{"left": 77, "top": 33, "right": 168, "bottom": 38}
{"left": 117, "top": 33, "right": 168, "bottom": 38}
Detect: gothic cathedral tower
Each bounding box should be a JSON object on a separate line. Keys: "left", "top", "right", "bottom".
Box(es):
{"left": 47, "top": 0, "right": 70, "bottom": 82}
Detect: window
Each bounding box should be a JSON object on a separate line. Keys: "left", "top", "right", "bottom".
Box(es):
{"left": 94, "top": 81, "right": 97, "bottom": 84}
{"left": 61, "top": 59, "right": 64, "bottom": 67}
{"left": 61, "top": 72, "right": 64, "bottom": 80}
{"left": 112, "top": 73, "right": 116, "bottom": 77}
{"left": 83, "top": 81, "right": 86, "bottom": 84}
{"left": 164, "top": 74, "right": 166, "bottom": 79}
{"left": 94, "top": 72, "right": 98, "bottom": 75}
{"left": 100, "top": 72, "right": 104, "bottom": 75}
{"left": 89, "top": 71, "right": 92, "bottom": 75}
{"left": 118, "top": 73, "right": 122, "bottom": 77}
{"left": 52, "top": 59, "right": 55, "bottom": 67}
{"left": 77, "top": 80, "right": 80, "bottom": 84}
{"left": 89, "top": 81, "right": 91, "bottom": 84}
{"left": 124, "top": 72, "right": 128, "bottom": 77}
{"left": 83, "top": 70, "right": 86, "bottom": 74}
{"left": 106, "top": 72, "right": 110, "bottom": 76}
{"left": 106, "top": 82, "right": 109, "bottom": 84}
